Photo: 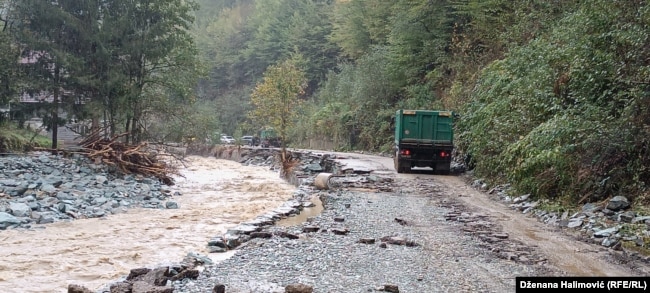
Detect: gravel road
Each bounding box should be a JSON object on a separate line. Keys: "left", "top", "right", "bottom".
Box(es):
{"left": 172, "top": 171, "right": 556, "bottom": 293}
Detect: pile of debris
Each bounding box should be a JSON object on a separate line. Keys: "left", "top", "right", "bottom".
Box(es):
{"left": 78, "top": 133, "right": 178, "bottom": 185}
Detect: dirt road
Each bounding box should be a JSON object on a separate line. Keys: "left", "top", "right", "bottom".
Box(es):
{"left": 331, "top": 151, "right": 646, "bottom": 277}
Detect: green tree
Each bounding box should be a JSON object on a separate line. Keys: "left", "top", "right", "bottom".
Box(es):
{"left": 387, "top": 0, "right": 453, "bottom": 85}
{"left": 243, "top": 0, "right": 337, "bottom": 91}
{"left": 0, "top": 0, "right": 21, "bottom": 112}
{"left": 193, "top": 0, "right": 337, "bottom": 135}
{"left": 329, "top": 0, "right": 395, "bottom": 59}
{"left": 13, "top": 0, "right": 95, "bottom": 148}
{"left": 249, "top": 56, "right": 306, "bottom": 172}
{"left": 100, "top": 0, "right": 202, "bottom": 143}
{"left": 193, "top": 1, "right": 256, "bottom": 134}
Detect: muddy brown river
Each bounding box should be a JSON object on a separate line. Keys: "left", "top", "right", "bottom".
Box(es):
{"left": 0, "top": 156, "right": 296, "bottom": 293}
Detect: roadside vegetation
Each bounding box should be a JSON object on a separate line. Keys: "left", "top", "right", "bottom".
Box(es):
{"left": 0, "top": 123, "right": 50, "bottom": 152}
{"left": 1, "top": 0, "right": 648, "bottom": 205}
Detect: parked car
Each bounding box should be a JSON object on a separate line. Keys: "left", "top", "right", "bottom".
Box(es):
{"left": 241, "top": 135, "right": 256, "bottom": 146}
{"left": 220, "top": 135, "right": 235, "bottom": 144}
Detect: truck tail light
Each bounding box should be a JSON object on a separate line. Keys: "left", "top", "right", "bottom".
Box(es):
{"left": 440, "top": 151, "right": 448, "bottom": 157}
{"left": 400, "top": 149, "right": 411, "bottom": 155}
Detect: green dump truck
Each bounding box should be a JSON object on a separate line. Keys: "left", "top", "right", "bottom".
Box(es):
{"left": 260, "top": 128, "right": 281, "bottom": 148}
{"left": 393, "top": 109, "right": 454, "bottom": 174}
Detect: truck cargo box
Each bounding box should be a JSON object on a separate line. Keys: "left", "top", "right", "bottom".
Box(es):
{"left": 394, "top": 110, "right": 454, "bottom": 174}
{"left": 394, "top": 110, "right": 453, "bottom": 144}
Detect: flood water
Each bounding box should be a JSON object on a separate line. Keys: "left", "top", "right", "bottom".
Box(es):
{"left": 275, "top": 196, "right": 323, "bottom": 227}
{"left": 0, "top": 156, "right": 296, "bottom": 293}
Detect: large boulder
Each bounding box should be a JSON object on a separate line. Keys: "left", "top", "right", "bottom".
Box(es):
{"left": 606, "top": 196, "right": 630, "bottom": 211}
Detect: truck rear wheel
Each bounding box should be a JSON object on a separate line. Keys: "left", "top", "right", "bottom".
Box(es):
{"left": 395, "top": 155, "right": 404, "bottom": 173}
{"left": 394, "top": 152, "right": 409, "bottom": 173}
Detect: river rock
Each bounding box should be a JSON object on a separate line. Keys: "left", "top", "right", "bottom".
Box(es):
{"left": 285, "top": 283, "right": 313, "bottom": 293}
{"left": 212, "top": 284, "right": 225, "bottom": 293}
{"left": 131, "top": 281, "right": 173, "bottom": 293}
{"left": 9, "top": 202, "right": 31, "bottom": 217}
{"left": 165, "top": 201, "right": 179, "bottom": 209}
{"left": 67, "top": 284, "right": 94, "bottom": 293}
{"left": 0, "top": 152, "right": 181, "bottom": 229}
{"left": 0, "top": 212, "right": 21, "bottom": 229}
{"left": 382, "top": 284, "right": 400, "bottom": 293}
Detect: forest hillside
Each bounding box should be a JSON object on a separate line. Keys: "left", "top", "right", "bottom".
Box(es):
{"left": 193, "top": 0, "right": 649, "bottom": 205}
{"left": 1, "top": 0, "right": 648, "bottom": 205}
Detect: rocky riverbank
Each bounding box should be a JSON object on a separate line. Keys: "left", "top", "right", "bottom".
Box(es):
{"left": 0, "top": 152, "right": 181, "bottom": 230}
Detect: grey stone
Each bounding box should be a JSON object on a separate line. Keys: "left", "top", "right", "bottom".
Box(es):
{"left": 207, "top": 237, "right": 227, "bottom": 248}
{"left": 27, "top": 201, "right": 41, "bottom": 211}
{"left": 9, "top": 202, "right": 31, "bottom": 217}
{"left": 618, "top": 211, "right": 636, "bottom": 223}
{"left": 11, "top": 184, "right": 29, "bottom": 196}
{"left": 606, "top": 196, "right": 630, "bottom": 211}
{"left": 602, "top": 208, "right": 615, "bottom": 216}
{"left": 304, "top": 163, "right": 323, "bottom": 172}
{"left": 512, "top": 194, "right": 530, "bottom": 204}
{"left": 212, "top": 284, "right": 225, "bottom": 293}
{"left": 602, "top": 237, "right": 618, "bottom": 247}
{"left": 0, "top": 179, "right": 20, "bottom": 187}
{"left": 208, "top": 246, "right": 227, "bottom": 253}
{"left": 632, "top": 216, "right": 650, "bottom": 224}
{"left": 594, "top": 226, "right": 620, "bottom": 237}
{"left": 95, "top": 175, "right": 108, "bottom": 185}
{"left": 41, "top": 183, "right": 56, "bottom": 193}
{"left": 93, "top": 197, "right": 108, "bottom": 205}
{"left": 37, "top": 155, "right": 50, "bottom": 164}
{"left": 0, "top": 212, "right": 21, "bottom": 228}
{"left": 228, "top": 225, "right": 259, "bottom": 235}
{"left": 165, "top": 201, "right": 179, "bottom": 209}
{"left": 93, "top": 209, "right": 106, "bottom": 217}
{"left": 567, "top": 219, "right": 583, "bottom": 228}
{"left": 38, "top": 214, "right": 55, "bottom": 224}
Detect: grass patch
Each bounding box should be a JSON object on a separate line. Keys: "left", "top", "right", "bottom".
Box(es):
{"left": 621, "top": 239, "right": 650, "bottom": 256}
{"left": 0, "top": 123, "right": 51, "bottom": 153}
{"left": 535, "top": 196, "right": 576, "bottom": 214}
{"left": 617, "top": 223, "right": 650, "bottom": 256}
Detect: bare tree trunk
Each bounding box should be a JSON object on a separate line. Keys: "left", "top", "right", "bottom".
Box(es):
{"left": 51, "top": 102, "right": 58, "bottom": 149}
{"left": 90, "top": 115, "right": 100, "bottom": 141}
{"left": 125, "top": 117, "right": 132, "bottom": 144}
{"left": 51, "top": 66, "right": 60, "bottom": 150}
